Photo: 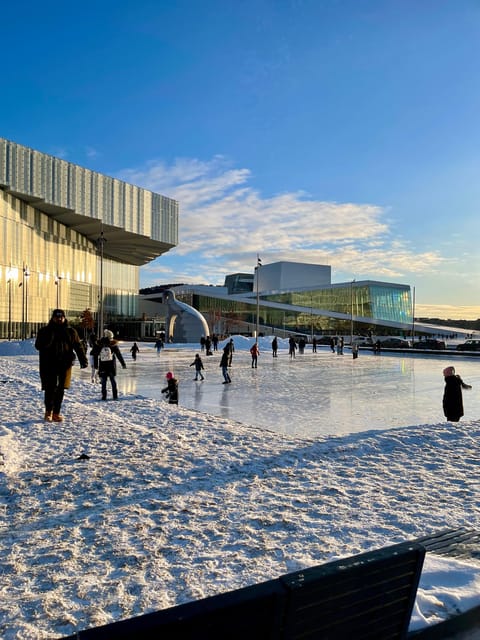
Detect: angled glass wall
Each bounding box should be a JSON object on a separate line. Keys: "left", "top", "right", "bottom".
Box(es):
{"left": 175, "top": 281, "right": 412, "bottom": 337}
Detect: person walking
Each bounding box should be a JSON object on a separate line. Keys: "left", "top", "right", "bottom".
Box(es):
{"left": 271, "top": 336, "right": 278, "bottom": 357}
{"left": 220, "top": 347, "right": 232, "bottom": 384}
{"left": 35, "top": 308, "right": 88, "bottom": 422}
{"left": 94, "top": 330, "right": 127, "bottom": 400}
{"left": 442, "top": 366, "right": 472, "bottom": 422}
{"left": 250, "top": 342, "right": 259, "bottom": 368}
{"left": 88, "top": 333, "right": 100, "bottom": 383}
{"left": 130, "top": 342, "right": 140, "bottom": 361}
{"left": 162, "top": 371, "right": 179, "bottom": 404}
{"left": 190, "top": 354, "right": 205, "bottom": 380}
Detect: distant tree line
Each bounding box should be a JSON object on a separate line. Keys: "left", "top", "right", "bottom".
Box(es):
{"left": 417, "top": 318, "right": 480, "bottom": 331}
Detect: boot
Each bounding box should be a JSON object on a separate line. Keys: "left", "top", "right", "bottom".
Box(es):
{"left": 44, "top": 411, "right": 53, "bottom": 422}
{"left": 52, "top": 413, "right": 63, "bottom": 422}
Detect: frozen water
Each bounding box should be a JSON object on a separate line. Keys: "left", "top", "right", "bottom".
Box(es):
{"left": 116, "top": 342, "right": 480, "bottom": 437}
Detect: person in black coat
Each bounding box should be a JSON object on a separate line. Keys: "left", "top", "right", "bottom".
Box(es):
{"left": 35, "top": 308, "right": 88, "bottom": 422}
{"left": 271, "top": 336, "right": 278, "bottom": 357}
{"left": 442, "top": 366, "right": 472, "bottom": 422}
{"left": 92, "top": 330, "right": 126, "bottom": 400}
{"left": 220, "top": 348, "right": 232, "bottom": 384}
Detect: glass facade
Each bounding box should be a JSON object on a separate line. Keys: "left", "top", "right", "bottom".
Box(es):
{"left": 0, "top": 190, "right": 139, "bottom": 338}
{"left": 0, "top": 139, "right": 178, "bottom": 339}
{"left": 176, "top": 281, "right": 412, "bottom": 337}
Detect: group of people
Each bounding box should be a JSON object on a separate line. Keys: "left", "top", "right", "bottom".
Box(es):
{"left": 34, "top": 309, "right": 128, "bottom": 420}
{"left": 33, "top": 310, "right": 474, "bottom": 424}
{"left": 200, "top": 334, "right": 219, "bottom": 355}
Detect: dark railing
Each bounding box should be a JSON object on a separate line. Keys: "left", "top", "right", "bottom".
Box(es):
{"left": 62, "top": 541, "right": 425, "bottom": 640}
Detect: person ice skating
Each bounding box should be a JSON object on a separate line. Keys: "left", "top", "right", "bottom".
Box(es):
{"left": 250, "top": 342, "right": 259, "bottom": 368}
{"left": 312, "top": 337, "right": 317, "bottom": 353}
{"left": 227, "top": 338, "right": 235, "bottom": 365}
{"left": 330, "top": 337, "right": 336, "bottom": 353}
{"left": 288, "top": 337, "right": 297, "bottom": 359}
{"left": 130, "top": 342, "right": 139, "bottom": 361}
{"left": 35, "top": 308, "right": 88, "bottom": 422}
{"left": 220, "top": 348, "right": 232, "bottom": 384}
{"left": 190, "top": 354, "right": 205, "bottom": 380}
{"left": 336, "top": 336, "right": 344, "bottom": 355}
{"left": 162, "top": 371, "right": 179, "bottom": 404}
{"left": 205, "top": 335, "right": 213, "bottom": 356}
{"left": 93, "top": 330, "right": 126, "bottom": 400}
{"left": 272, "top": 336, "right": 278, "bottom": 358}
{"left": 298, "top": 337, "right": 306, "bottom": 354}
{"left": 352, "top": 343, "right": 359, "bottom": 359}
{"left": 442, "top": 366, "right": 472, "bottom": 422}
{"left": 155, "top": 338, "right": 163, "bottom": 354}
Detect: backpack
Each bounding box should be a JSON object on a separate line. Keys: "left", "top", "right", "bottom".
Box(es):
{"left": 100, "top": 345, "right": 113, "bottom": 362}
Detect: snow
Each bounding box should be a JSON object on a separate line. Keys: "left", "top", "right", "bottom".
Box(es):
{"left": 1, "top": 337, "right": 480, "bottom": 638}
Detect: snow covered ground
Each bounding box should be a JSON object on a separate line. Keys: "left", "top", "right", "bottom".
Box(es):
{"left": 1, "top": 337, "right": 480, "bottom": 638}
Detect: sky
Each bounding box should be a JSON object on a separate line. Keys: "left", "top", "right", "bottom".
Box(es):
{"left": 1, "top": 338, "right": 480, "bottom": 638}
{"left": 2, "top": 1, "right": 480, "bottom": 319}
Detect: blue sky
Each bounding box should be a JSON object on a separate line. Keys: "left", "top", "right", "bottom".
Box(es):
{"left": 3, "top": 0, "right": 480, "bottom": 319}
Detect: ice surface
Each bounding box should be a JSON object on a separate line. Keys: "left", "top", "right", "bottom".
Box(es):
{"left": 116, "top": 339, "right": 480, "bottom": 437}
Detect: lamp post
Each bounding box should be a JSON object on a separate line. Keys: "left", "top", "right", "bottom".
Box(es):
{"left": 350, "top": 279, "right": 355, "bottom": 345}
{"left": 6, "top": 268, "right": 12, "bottom": 341}
{"left": 411, "top": 286, "right": 416, "bottom": 345}
{"left": 55, "top": 274, "right": 63, "bottom": 308}
{"left": 255, "top": 255, "right": 262, "bottom": 342}
{"left": 22, "top": 265, "right": 30, "bottom": 339}
{"left": 97, "top": 229, "right": 107, "bottom": 336}
{"left": 310, "top": 295, "right": 314, "bottom": 342}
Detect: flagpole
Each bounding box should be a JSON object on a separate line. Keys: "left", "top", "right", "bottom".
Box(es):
{"left": 255, "top": 255, "right": 261, "bottom": 342}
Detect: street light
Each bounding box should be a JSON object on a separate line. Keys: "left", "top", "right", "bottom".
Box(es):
{"left": 6, "top": 268, "right": 13, "bottom": 341}
{"left": 350, "top": 279, "right": 355, "bottom": 345}
{"left": 411, "top": 286, "right": 416, "bottom": 344}
{"left": 22, "top": 265, "right": 30, "bottom": 340}
{"left": 55, "top": 274, "right": 63, "bottom": 308}
{"left": 97, "top": 229, "right": 107, "bottom": 336}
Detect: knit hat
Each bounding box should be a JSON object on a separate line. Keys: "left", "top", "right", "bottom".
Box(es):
{"left": 443, "top": 366, "right": 455, "bottom": 377}
{"left": 104, "top": 329, "right": 114, "bottom": 339}
{"left": 51, "top": 308, "right": 65, "bottom": 318}
{"left": 166, "top": 371, "right": 174, "bottom": 380}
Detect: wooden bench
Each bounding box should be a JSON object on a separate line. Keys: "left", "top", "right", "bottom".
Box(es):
{"left": 62, "top": 541, "right": 425, "bottom": 639}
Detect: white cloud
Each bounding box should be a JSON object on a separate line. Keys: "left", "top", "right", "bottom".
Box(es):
{"left": 121, "top": 156, "right": 446, "bottom": 286}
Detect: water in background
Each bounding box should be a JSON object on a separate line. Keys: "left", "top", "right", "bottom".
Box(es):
{"left": 116, "top": 343, "right": 480, "bottom": 438}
